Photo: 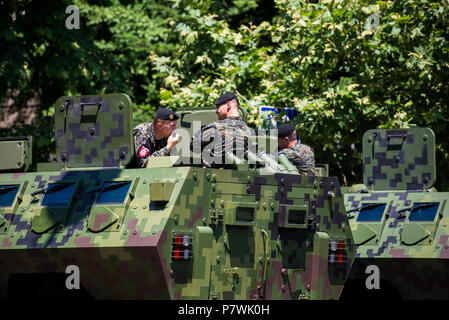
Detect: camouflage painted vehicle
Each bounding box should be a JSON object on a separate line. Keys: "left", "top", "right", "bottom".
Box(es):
{"left": 341, "top": 127, "right": 449, "bottom": 299}
{"left": 0, "top": 93, "right": 355, "bottom": 300}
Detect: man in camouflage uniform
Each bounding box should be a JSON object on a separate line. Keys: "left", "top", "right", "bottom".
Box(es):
{"left": 133, "top": 108, "right": 180, "bottom": 168}
{"left": 277, "top": 123, "right": 315, "bottom": 175}
{"left": 191, "top": 92, "right": 253, "bottom": 167}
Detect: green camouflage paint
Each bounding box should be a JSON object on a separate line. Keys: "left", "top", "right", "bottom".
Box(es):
{"left": 0, "top": 93, "right": 355, "bottom": 300}
{"left": 343, "top": 127, "right": 449, "bottom": 299}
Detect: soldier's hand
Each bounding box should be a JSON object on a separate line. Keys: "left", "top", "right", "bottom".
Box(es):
{"left": 167, "top": 132, "right": 180, "bottom": 151}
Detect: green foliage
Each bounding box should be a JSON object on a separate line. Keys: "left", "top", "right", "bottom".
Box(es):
{"left": 1, "top": 0, "right": 449, "bottom": 189}
{"left": 152, "top": 0, "right": 449, "bottom": 188}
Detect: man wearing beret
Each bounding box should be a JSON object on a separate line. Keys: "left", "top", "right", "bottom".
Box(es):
{"left": 277, "top": 123, "right": 315, "bottom": 175}
{"left": 133, "top": 108, "right": 180, "bottom": 168}
{"left": 191, "top": 92, "right": 253, "bottom": 167}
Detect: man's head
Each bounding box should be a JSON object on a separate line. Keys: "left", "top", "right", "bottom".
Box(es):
{"left": 277, "top": 123, "right": 298, "bottom": 149}
{"left": 153, "top": 108, "right": 179, "bottom": 139}
{"left": 214, "top": 92, "right": 240, "bottom": 120}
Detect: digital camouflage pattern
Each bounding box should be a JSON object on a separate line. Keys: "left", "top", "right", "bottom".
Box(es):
{"left": 133, "top": 122, "right": 170, "bottom": 168}
{"left": 343, "top": 127, "right": 449, "bottom": 299}
{"left": 362, "top": 128, "right": 435, "bottom": 191}
{"left": 0, "top": 93, "right": 355, "bottom": 300}
{"left": 53, "top": 94, "right": 134, "bottom": 169}
{"left": 191, "top": 116, "right": 253, "bottom": 167}
{"left": 278, "top": 141, "right": 315, "bottom": 176}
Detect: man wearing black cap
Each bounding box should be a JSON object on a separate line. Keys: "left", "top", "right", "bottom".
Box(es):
{"left": 277, "top": 123, "right": 315, "bottom": 175}
{"left": 191, "top": 92, "right": 253, "bottom": 167}
{"left": 133, "top": 108, "right": 180, "bottom": 167}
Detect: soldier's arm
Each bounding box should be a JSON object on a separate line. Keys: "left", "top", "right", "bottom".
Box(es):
{"left": 190, "top": 124, "right": 218, "bottom": 153}
{"left": 133, "top": 125, "right": 168, "bottom": 167}
{"left": 301, "top": 146, "right": 316, "bottom": 175}
{"left": 150, "top": 146, "right": 170, "bottom": 157}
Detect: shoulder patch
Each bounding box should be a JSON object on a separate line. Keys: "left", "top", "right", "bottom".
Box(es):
{"left": 138, "top": 145, "right": 150, "bottom": 159}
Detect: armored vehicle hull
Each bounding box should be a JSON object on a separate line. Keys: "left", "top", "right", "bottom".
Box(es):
{"left": 0, "top": 94, "right": 355, "bottom": 300}
{"left": 341, "top": 128, "right": 449, "bottom": 299}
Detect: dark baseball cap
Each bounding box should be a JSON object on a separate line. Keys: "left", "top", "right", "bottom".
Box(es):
{"left": 278, "top": 123, "right": 296, "bottom": 138}
{"left": 214, "top": 92, "right": 239, "bottom": 107}
{"left": 155, "top": 108, "right": 179, "bottom": 121}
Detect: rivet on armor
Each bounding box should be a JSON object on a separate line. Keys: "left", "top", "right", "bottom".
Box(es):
{"left": 423, "top": 135, "right": 427, "bottom": 141}
{"left": 210, "top": 199, "right": 215, "bottom": 207}
{"left": 89, "top": 127, "right": 95, "bottom": 136}
{"left": 120, "top": 151, "right": 126, "bottom": 159}
{"left": 220, "top": 200, "right": 225, "bottom": 207}
{"left": 280, "top": 178, "right": 285, "bottom": 185}
{"left": 367, "top": 177, "right": 373, "bottom": 185}
{"left": 327, "top": 191, "right": 335, "bottom": 199}
{"left": 206, "top": 173, "right": 211, "bottom": 180}
{"left": 281, "top": 268, "right": 288, "bottom": 276}
{"left": 306, "top": 283, "right": 311, "bottom": 291}
{"left": 246, "top": 185, "right": 251, "bottom": 193}
{"left": 211, "top": 183, "right": 216, "bottom": 191}
{"left": 119, "top": 102, "right": 124, "bottom": 109}
{"left": 193, "top": 172, "right": 198, "bottom": 180}
{"left": 212, "top": 174, "right": 217, "bottom": 181}
{"left": 394, "top": 155, "right": 400, "bottom": 163}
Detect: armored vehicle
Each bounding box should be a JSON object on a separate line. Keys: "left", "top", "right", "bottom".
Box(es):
{"left": 341, "top": 127, "right": 449, "bottom": 299}
{"left": 0, "top": 93, "right": 355, "bottom": 300}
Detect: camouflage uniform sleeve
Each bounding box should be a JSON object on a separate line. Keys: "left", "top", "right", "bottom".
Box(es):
{"left": 150, "top": 146, "right": 170, "bottom": 157}
{"left": 280, "top": 144, "right": 316, "bottom": 175}
{"left": 190, "top": 123, "right": 219, "bottom": 154}
{"left": 302, "top": 145, "right": 315, "bottom": 175}
{"left": 133, "top": 124, "right": 170, "bottom": 168}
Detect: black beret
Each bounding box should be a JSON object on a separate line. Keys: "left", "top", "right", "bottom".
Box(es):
{"left": 278, "top": 123, "right": 296, "bottom": 138}
{"left": 214, "top": 92, "right": 239, "bottom": 107}
{"left": 155, "top": 108, "right": 179, "bottom": 121}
